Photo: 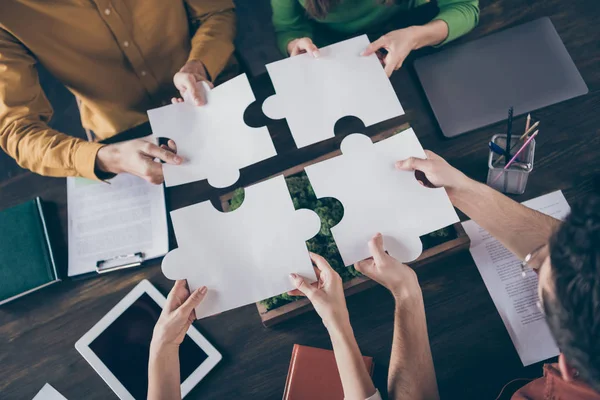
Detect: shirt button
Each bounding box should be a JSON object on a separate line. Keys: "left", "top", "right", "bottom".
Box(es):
{"left": 104, "top": 8, "right": 111, "bottom": 15}
{"left": 123, "top": 41, "right": 129, "bottom": 47}
{"left": 141, "top": 70, "right": 147, "bottom": 76}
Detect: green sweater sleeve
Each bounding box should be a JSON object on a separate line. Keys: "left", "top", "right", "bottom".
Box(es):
{"left": 433, "top": 0, "right": 480, "bottom": 45}
{"left": 271, "top": 0, "right": 313, "bottom": 55}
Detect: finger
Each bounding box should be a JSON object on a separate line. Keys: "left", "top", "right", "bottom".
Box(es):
{"left": 289, "top": 273, "right": 316, "bottom": 299}
{"left": 368, "top": 233, "right": 387, "bottom": 265}
{"left": 302, "top": 39, "right": 320, "bottom": 58}
{"left": 287, "top": 281, "right": 319, "bottom": 297}
{"left": 179, "top": 286, "right": 207, "bottom": 317}
{"left": 309, "top": 252, "right": 334, "bottom": 273}
{"left": 362, "top": 36, "right": 387, "bottom": 56}
{"left": 142, "top": 142, "right": 182, "bottom": 165}
{"left": 167, "top": 139, "right": 177, "bottom": 153}
{"left": 165, "top": 280, "right": 188, "bottom": 312}
{"left": 354, "top": 258, "right": 373, "bottom": 274}
{"left": 171, "top": 97, "right": 178, "bottom": 104}
{"left": 424, "top": 150, "right": 441, "bottom": 160}
{"left": 395, "top": 156, "right": 429, "bottom": 173}
{"left": 140, "top": 159, "right": 165, "bottom": 185}
{"left": 186, "top": 78, "right": 207, "bottom": 106}
{"left": 290, "top": 46, "right": 301, "bottom": 57}
{"left": 383, "top": 54, "right": 395, "bottom": 77}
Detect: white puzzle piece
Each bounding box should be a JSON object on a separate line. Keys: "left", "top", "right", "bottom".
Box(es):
{"left": 304, "top": 129, "right": 459, "bottom": 265}
{"left": 263, "top": 35, "right": 404, "bottom": 148}
{"left": 147, "top": 74, "right": 277, "bottom": 188}
{"left": 161, "top": 175, "right": 320, "bottom": 319}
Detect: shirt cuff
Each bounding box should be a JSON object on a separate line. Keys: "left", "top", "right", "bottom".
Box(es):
{"left": 74, "top": 141, "right": 105, "bottom": 181}
{"left": 188, "top": 40, "right": 235, "bottom": 82}
{"left": 432, "top": 6, "right": 479, "bottom": 46}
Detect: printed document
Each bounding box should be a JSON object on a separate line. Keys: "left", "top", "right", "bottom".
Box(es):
{"left": 33, "top": 383, "right": 67, "bottom": 400}
{"left": 462, "top": 190, "right": 570, "bottom": 366}
{"left": 67, "top": 173, "right": 169, "bottom": 276}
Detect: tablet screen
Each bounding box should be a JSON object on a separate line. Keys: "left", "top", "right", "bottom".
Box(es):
{"left": 88, "top": 293, "right": 208, "bottom": 400}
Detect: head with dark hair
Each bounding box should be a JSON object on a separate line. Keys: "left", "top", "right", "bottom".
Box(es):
{"left": 539, "top": 195, "right": 600, "bottom": 392}
{"left": 304, "top": 0, "right": 395, "bottom": 19}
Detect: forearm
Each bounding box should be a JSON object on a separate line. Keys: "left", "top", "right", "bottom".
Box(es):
{"left": 148, "top": 343, "right": 181, "bottom": 400}
{"left": 388, "top": 294, "right": 439, "bottom": 400}
{"left": 271, "top": 0, "right": 313, "bottom": 55}
{"left": 408, "top": 19, "right": 450, "bottom": 49}
{"left": 186, "top": 2, "right": 236, "bottom": 80}
{"left": 450, "top": 179, "right": 561, "bottom": 259}
{"left": 0, "top": 120, "right": 103, "bottom": 179}
{"left": 328, "top": 320, "right": 377, "bottom": 400}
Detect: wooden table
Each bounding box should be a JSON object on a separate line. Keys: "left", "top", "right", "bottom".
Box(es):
{"left": 1, "top": 1, "right": 600, "bottom": 398}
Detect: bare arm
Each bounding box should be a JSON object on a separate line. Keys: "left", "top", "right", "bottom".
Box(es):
{"left": 396, "top": 151, "right": 561, "bottom": 259}
{"left": 388, "top": 293, "right": 439, "bottom": 400}
{"left": 356, "top": 235, "right": 439, "bottom": 400}
{"left": 148, "top": 345, "right": 181, "bottom": 400}
{"left": 148, "top": 281, "right": 207, "bottom": 400}
{"left": 450, "top": 179, "right": 561, "bottom": 259}
{"left": 329, "top": 321, "right": 378, "bottom": 400}
{"left": 290, "top": 253, "right": 378, "bottom": 400}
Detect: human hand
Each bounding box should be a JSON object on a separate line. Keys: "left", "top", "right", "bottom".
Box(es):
{"left": 289, "top": 253, "right": 349, "bottom": 330}
{"left": 173, "top": 60, "right": 213, "bottom": 106}
{"left": 355, "top": 233, "right": 421, "bottom": 300}
{"left": 287, "top": 37, "right": 320, "bottom": 57}
{"left": 362, "top": 27, "right": 419, "bottom": 77}
{"left": 395, "top": 150, "right": 469, "bottom": 196}
{"left": 151, "top": 280, "right": 207, "bottom": 350}
{"left": 95, "top": 138, "right": 181, "bottom": 184}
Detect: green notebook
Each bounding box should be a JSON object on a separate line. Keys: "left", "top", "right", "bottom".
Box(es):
{"left": 0, "top": 197, "right": 60, "bottom": 305}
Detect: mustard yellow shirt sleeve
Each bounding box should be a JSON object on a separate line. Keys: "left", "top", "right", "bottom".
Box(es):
{"left": 184, "top": 0, "right": 236, "bottom": 81}
{"left": 0, "top": 28, "right": 103, "bottom": 180}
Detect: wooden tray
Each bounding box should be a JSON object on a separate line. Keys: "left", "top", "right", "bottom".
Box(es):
{"left": 219, "top": 123, "right": 470, "bottom": 327}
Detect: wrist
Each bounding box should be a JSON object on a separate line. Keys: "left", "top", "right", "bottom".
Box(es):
{"left": 447, "top": 175, "right": 479, "bottom": 206}
{"left": 150, "top": 338, "right": 179, "bottom": 358}
{"left": 95, "top": 144, "right": 119, "bottom": 175}
{"left": 323, "top": 311, "right": 352, "bottom": 334}
{"left": 181, "top": 60, "right": 209, "bottom": 81}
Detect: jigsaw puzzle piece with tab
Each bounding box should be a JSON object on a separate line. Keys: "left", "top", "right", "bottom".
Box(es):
{"left": 304, "top": 128, "right": 459, "bottom": 265}
{"left": 262, "top": 35, "right": 405, "bottom": 149}
{"left": 147, "top": 73, "right": 277, "bottom": 188}
{"left": 161, "top": 175, "right": 320, "bottom": 319}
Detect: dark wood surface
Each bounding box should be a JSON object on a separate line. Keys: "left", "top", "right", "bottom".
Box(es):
{"left": 2, "top": 0, "right": 600, "bottom": 399}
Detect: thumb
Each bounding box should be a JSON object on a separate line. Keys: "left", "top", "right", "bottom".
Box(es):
{"left": 289, "top": 273, "right": 315, "bottom": 299}
{"left": 395, "top": 156, "right": 429, "bottom": 173}
{"left": 362, "top": 36, "right": 386, "bottom": 56}
{"left": 179, "top": 286, "right": 207, "bottom": 316}
{"left": 368, "top": 233, "right": 387, "bottom": 265}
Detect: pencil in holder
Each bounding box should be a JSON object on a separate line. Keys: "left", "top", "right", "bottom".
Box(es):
{"left": 487, "top": 134, "right": 536, "bottom": 195}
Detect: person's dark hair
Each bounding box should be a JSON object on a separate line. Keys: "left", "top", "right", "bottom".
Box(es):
{"left": 544, "top": 195, "right": 600, "bottom": 392}
{"left": 304, "top": 0, "right": 395, "bottom": 19}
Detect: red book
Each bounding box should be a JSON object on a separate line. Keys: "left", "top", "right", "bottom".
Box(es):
{"left": 283, "top": 344, "right": 375, "bottom": 400}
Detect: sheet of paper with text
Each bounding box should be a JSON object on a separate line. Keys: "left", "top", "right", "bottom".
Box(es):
{"left": 32, "top": 383, "right": 67, "bottom": 400}
{"left": 462, "top": 190, "right": 570, "bottom": 366}
{"left": 67, "top": 173, "right": 169, "bottom": 276}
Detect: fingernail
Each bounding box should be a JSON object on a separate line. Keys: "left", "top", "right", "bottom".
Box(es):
{"left": 312, "top": 51, "right": 320, "bottom": 58}
{"left": 395, "top": 160, "right": 403, "bottom": 167}
{"left": 199, "top": 286, "right": 207, "bottom": 294}
{"left": 289, "top": 273, "right": 297, "bottom": 280}
{"left": 376, "top": 232, "right": 382, "bottom": 238}
{"left": 174, "top": 155, "right": 182, "bottom": 164}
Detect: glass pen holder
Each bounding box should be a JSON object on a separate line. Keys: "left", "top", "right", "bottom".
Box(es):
{"left": 487, "top": 134, "right": 536, "bottom": 195}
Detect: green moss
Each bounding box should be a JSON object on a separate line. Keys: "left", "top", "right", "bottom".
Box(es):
{"left": 229, "top": 172, "right": 456, "bottom": 311}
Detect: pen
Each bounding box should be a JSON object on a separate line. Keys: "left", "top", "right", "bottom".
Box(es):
{"left": 493, "top": 121, "right": 540, "bottom": 166}
{"left": 505, "top": 106, "right": 513, "bottom": 164}
{"left": 491, "top": 130, "right": 539, "bottom": 185}
{"left": 489, "top": 141, "right": 507, "bottom": 157}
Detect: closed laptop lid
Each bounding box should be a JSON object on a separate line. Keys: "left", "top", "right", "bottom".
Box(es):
{"left": 414, "top": 17, "right": 588, "bottom": 138}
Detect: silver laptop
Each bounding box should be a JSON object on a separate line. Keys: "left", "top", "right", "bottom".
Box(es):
{"left": 414, "top": 17, "right": 588, "bottom": 138}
